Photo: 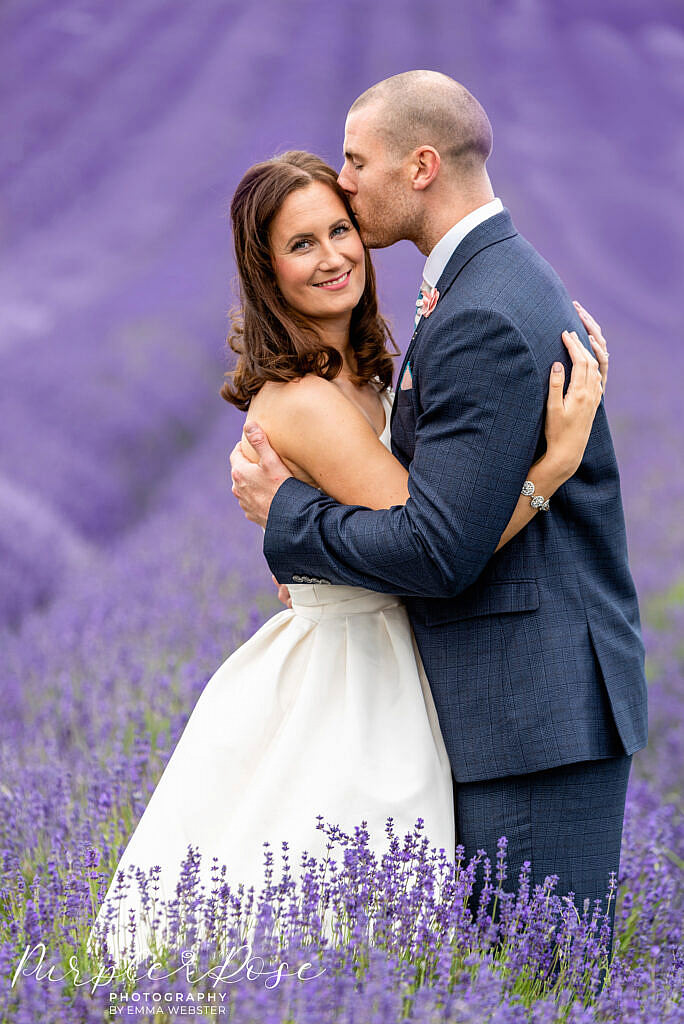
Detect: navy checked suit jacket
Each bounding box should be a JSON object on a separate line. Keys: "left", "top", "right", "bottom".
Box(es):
{"left": 263, "top": 209, "right": 648, "bottom": 783}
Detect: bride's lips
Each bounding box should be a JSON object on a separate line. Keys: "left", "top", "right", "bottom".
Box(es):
{"left": 312, "top": 268, "right": 352, "bottom": 291}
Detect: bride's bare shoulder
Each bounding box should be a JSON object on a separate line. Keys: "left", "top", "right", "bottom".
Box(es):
{"left": 241, "top": 376, "right": 344, "bottom": 474}
{"left": 247, "top": 374, "right": 350, "bottom": 424}
{"left": 252, "top": 374, "right": 338, "bottom": 405}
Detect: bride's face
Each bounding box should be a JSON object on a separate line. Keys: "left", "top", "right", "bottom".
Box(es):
{"left": 269, "top": 181, "right": 366, "bottom": 322}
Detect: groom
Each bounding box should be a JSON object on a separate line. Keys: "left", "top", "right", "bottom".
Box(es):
{"left": 229, "top": 72, "right": 647, "bottom": 921}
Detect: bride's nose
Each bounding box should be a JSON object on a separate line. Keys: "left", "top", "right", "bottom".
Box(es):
{"left": 317, "top": 240, "right": 346, "bottom": 270}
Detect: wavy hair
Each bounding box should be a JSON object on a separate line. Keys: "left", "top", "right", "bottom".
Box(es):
{"left": 221, "top": 151, "right": 398, "bottom": 410}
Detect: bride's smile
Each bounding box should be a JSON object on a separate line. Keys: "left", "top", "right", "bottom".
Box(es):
{"left": 312, "top": 268, "right": 353, "bottom": 289}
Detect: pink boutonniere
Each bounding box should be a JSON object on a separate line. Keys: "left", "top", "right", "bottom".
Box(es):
{"left": 419, "top": 285, "right": 440, "bottom": 319}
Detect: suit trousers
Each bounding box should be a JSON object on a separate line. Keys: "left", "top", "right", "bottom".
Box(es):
{"left": 453, "top": 754, "right": 632, "bottom": 946}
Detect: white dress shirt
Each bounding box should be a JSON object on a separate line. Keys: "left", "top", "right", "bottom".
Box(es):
{"left": 422, "top": 197, "right": 503, "bottom": 289}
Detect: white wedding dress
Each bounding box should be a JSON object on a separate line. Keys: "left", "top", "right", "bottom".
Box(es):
{"left": 91, "top": 387, "right": 455, "bottom": 962}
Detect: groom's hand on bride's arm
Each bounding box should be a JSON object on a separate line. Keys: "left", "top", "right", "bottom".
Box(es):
{"left": 263, "top": 310, "right": 546, "bottom": 599}
{"left": 229, "top": 423, "right": 292, "bottom": 528}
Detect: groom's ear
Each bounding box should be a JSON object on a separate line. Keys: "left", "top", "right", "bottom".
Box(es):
{"left": 411, "top": 147, "right": 441, "bottom": 191}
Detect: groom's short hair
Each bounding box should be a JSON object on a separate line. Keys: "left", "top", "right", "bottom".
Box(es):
{"left": 349, "top": 71, "right": 493, "bottom": 176}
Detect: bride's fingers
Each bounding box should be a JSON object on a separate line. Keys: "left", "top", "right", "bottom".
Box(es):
{"left": 573, "top": 300, "right": 606, "bottom": 348}
{"left": 582, "top": 335, "right": 603, "bottom": 393}
{"left": 562, "top": 330, "right": 591, "bottom": 387}
{"left": 588, "top": 327, "right": 608, "bottom": 361}
{"left": 583, "top": 336, "right": 604, "bottom": 398}
{"left": 563, "top": 331, "right": 602, "bottom": 405}
{"left": 572, "top": 299, "right": 600, "bottom": 330}
{"left": 589, "top": 335, "right": 609, "bottom": 362}
{"left": 589, "top": 336, "right": 609, "bottom": 392}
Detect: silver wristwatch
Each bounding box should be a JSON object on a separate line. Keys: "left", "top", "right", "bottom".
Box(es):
{"left": 521, "top": 480, "right": 550, "bottom": 512}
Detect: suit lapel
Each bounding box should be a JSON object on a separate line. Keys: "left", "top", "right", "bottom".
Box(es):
{"left": 432, "top": 208, "right": 517, "bottom": 301}
{"left": 390, "top": 209, "right": 518, "bottom": 435}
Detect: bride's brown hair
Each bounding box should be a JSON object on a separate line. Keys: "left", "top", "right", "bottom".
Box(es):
{"left": 220, "top": 151, "right": 399, "bottom": 410}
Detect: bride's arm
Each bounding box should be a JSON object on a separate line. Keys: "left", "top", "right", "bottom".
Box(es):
{"left": 243, "top": 326, "right": 605, "bottom": 552}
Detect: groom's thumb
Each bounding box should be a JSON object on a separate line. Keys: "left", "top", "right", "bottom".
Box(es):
{"left": 244, "top": 421, "right": 276, "bottom": 463}
{"left": 244, "top": 421, "right": 267, "bottom": 447}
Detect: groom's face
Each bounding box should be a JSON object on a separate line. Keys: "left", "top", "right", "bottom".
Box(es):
{"left": 338, "top": 107, "right": 415, "bottom": 249}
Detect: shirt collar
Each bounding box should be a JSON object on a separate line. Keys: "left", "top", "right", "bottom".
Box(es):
{"left": 422, "top": 197, "right": 504, "bottom": 289}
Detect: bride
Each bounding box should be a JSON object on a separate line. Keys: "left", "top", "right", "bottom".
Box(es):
{"left": 90, "top": 150, "right": 606, "bottom": 963}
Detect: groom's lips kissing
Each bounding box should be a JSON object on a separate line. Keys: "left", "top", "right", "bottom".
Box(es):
{"left": 312, "top": 268, "right": 353, "bottom": 291}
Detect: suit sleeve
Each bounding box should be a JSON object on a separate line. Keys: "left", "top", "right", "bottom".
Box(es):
{"left": 263, "top": 309, "right": 545, "bottom": 598}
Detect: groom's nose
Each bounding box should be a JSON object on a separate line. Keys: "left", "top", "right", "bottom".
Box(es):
{"left": 337, "top": 164, "right": 356, "bottom": 194}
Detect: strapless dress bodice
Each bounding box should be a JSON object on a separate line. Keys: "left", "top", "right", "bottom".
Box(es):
{"left": 289, "top": 582, "right": 401, "bottom": 620}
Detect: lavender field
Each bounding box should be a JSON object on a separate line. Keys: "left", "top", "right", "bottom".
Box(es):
{"left": 1, "top": 0, "right": 683, "bottom": 1020}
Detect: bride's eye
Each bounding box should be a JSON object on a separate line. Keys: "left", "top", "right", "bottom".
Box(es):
{"left": 332, "top": 224, "right": 350, "bottom": 237}
{"left": 290, "top": 238, "right": 311, "bottom": 251}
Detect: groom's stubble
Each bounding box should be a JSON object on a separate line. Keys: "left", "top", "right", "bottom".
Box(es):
{"left": 357, "top": 179, "right": 423, "bottom": 252}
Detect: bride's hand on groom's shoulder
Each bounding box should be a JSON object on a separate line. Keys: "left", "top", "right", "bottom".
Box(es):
{"left": 229, "top": 423, "right": 292, "bottom": 528}
{"left": 543, "top": 326, "right": 605, "bottom": 479}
